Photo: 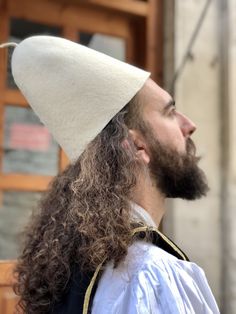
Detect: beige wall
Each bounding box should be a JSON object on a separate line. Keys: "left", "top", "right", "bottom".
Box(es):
{"left": 230, "top": 0, "right": 236, "bottom": 180}
{"left": 165, "top": 0, "right": 221, "bottom": 306}
{"left": 227, "top": 0, "right": 236, "bottom": 312}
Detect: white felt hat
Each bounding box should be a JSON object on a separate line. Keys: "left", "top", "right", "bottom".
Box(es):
{"left": 10, "top": 36, "right": 150, "bottom": 160}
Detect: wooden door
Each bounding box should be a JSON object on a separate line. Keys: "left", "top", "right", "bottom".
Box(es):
{"left": 0, "top": 262, "right": 18, "bottom": 313}
{"left": 0, "top": 0, "right": 155, "bottom": 312}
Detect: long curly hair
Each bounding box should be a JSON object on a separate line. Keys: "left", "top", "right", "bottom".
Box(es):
{"left": 13, "top": 94, "right": 145, "bottom": 313}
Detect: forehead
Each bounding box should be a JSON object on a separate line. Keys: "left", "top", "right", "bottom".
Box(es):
{"left": 137, "top": 78, "right": 172, "bottom": 113}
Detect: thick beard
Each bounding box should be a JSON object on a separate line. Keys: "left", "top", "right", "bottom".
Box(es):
{"left": 147, "top": 133, "right": 209, "bottom": 200}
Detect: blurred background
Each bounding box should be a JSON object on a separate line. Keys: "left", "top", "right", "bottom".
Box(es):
{"left": 0, "top": 0, "right": 235, "bottom": 313}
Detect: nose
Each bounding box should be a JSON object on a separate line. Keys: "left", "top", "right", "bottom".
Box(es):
{"left": 178, "top": 112, "right": 196, "bottom": 137}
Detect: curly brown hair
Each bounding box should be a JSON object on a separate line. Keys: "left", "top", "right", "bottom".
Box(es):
{"left": 13, "top": 94, "right": 146, "bottom": 313}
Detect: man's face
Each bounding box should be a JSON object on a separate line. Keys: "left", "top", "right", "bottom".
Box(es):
{"left": 136, "top": 79, "right": 209, "bottom": 199}
{"left": 140, "top": 79, "right": 196, "bottom": 154}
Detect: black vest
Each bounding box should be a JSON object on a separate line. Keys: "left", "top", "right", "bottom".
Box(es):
{"left": 50, "top": 226, "right": 189, "bottom": 314}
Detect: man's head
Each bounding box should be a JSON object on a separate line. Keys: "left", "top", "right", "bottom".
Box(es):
{"left": 10, "top": 36, "right": 208, "bottom": 202}
{"left": 126, "top": 78, "right": 209, "bottom": 200}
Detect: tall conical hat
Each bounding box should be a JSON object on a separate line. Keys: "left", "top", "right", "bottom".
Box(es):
{"left": 8, "top": 36, "right": 150, "bottom": 160}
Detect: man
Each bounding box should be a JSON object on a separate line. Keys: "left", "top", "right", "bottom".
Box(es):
{"left": 2, "top": 36, "right": 219, "bottom": 313}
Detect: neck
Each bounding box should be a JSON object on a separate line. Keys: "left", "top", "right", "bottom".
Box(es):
{"left": 132, "top": 170, "right": 166, "bottom": 227}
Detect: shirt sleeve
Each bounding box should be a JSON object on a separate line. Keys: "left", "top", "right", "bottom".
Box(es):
{"left": 110, "top": 259, "right": 219, "bottom": 314}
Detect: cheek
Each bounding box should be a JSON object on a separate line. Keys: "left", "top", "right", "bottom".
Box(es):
{"left": 170, "top": 136, "right": 186, "bottom": 152}
{"left": 153, "top": 122, "right": 186, "bottom": 152}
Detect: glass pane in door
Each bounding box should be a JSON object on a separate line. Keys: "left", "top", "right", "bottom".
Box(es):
{"left": 79, "top": 32, "right": 125, "bottom": 61}
{"left": 3, "top": 105, "right": 59, "bottom": 176}
{"left": 0, "top": 191, "right": 42, "bottom": 259}
{"left": 7, "top": 18, "right": 62, "bottom": 89}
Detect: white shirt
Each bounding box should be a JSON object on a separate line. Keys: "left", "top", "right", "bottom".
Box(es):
{"left": 91, "top": 204, "right": 220, "bottom": 314}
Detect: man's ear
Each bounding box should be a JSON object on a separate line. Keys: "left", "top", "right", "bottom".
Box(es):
{"left": 128, "top": 129, "right": 150, "bottom": 164}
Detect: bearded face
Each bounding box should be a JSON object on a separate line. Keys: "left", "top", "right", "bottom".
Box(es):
{"left": 144, "top": 125, "right": 209, "bottom": 200}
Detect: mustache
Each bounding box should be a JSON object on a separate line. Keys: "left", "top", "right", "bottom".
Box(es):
{"left": 186, "top": 138, "right": 201, "bottom": 162}
{"left": 186, "top": 138, "right": 196, "bottom": 155}
{"left": 186, "top": 138, "right": 201, "bottom": 160}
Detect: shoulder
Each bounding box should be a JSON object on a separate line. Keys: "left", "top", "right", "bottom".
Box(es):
{"left": 96, "top": 240, "right": 189, "bottom": 296}
{"left": 95, "top": 240, "right": 178, "bottom": 289}
{"left": 128, "top": 240, "right": 178, "bottom": 265}
{"left": 92, "top": 241, "right": 172, "bottom": 313}
{"left": 123, "top": 240, "right": 180, "bottom": 276}
{"left": 100, "top": 240, "right": 195, "bottom": 284}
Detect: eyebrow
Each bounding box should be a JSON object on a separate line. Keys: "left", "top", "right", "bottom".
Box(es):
{"left": 162, "top": 99, "right": 176, "bottom": 113}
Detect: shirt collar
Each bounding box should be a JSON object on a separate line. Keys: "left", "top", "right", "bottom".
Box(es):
{"left": 130, "top": 202, "right": 157, "bottom": 228}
